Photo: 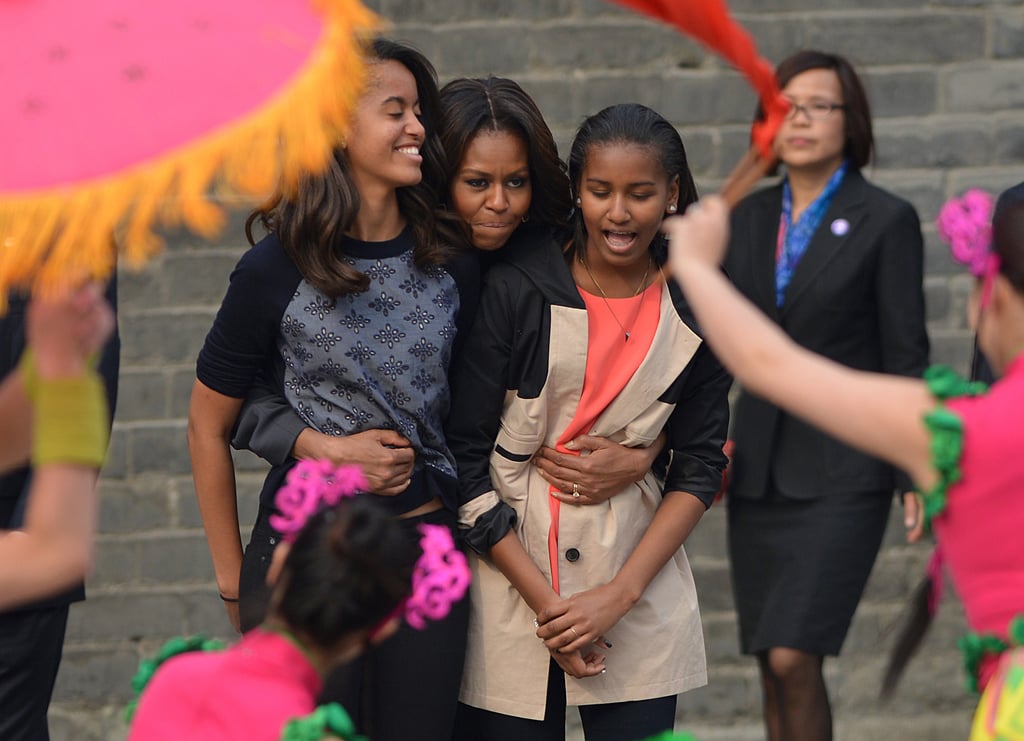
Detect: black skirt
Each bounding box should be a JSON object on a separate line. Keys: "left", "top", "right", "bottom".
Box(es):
{"left": 727, "top": 489, "right": 893, "bottom": 656}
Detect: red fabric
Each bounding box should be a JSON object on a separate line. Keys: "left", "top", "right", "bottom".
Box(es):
{"left": 610, "top": 0, "right": 788, "bottom": 158}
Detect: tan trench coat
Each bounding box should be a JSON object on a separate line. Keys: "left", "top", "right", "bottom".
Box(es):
{"left": 458, "top": 288, "right": 710, "bottom": 720}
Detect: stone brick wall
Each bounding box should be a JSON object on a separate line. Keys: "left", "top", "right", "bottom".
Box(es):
{"left": 49, "top": 1, "right": 1024, "bottom": 738}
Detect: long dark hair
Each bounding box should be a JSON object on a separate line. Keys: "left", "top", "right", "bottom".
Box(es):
{"left": 275, "top": 496, "right": 418, "bottom": 649}
{"left": 245, "top": 38, "right": 455, "bottom": 298}
{"left": 438, "top": 77, "right": 571, "bottom": 232}
{"left": 994, "top": 198, "right": 1024, "bottom": 294}
{"left": 566, "top": 103, "right": 698, "bottom": 266}
{"left": 757, "top": 49, "right": 874, "bottom": 172}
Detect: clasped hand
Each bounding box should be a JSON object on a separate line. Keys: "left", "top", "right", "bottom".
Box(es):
{"left": 534, "top": 583, "right": 632, "bottom": 679}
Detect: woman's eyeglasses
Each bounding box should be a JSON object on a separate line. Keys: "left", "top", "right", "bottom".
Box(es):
{"left": 785, "top": 100, "right": 847, "bottom": 121}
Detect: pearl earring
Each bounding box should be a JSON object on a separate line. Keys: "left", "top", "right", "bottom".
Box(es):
{"left": 575, "top": 197, "right": 582, "bottom": 207}
{"left": 667, "top": 204, "right": 677, "bottom": 214}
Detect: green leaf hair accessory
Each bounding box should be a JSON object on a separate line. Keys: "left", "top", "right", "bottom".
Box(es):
{"left": 279, "top": 702, "right": 367, "bottom": 741}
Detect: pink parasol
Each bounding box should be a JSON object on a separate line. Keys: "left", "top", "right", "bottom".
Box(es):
{"left": 0, "top": 0, "right": 379, "bottom": 305}
{"left": 610, "top": 0, "right": 790, "bottom": 206}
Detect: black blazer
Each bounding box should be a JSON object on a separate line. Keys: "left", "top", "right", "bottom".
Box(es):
{"left": 723, "top": 170, "right": 929, "bottom": 500}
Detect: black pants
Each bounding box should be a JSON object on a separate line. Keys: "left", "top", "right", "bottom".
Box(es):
{"left": 454, "top": 659, "right": 677, "bottom": 741}
{"left": 0, "top": 606, "right": 70, "bottom": 741}
{"left": 239, "top": 507, "right": 470, "bottom": 741}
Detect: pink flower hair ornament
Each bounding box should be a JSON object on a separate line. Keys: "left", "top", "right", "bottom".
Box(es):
{"left": 272, "top": 460, "right": 471, "bottom": 630}
{"left": 936, "top": 188, "right": 1001, "bottom": 309}
{"left": 405, "top": 524, "right": 471, "bottom": 630}
{"left": 936, "top": 188, "right": 995, "bottom": 277}
{"left": 270, "top": 460, "right": 368, "bottom": 541}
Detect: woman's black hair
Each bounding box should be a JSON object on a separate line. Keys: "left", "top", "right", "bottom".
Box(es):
{"left": 880, "top": 574, "right": 934, "bottom": 699}
{"left": 245, "top": 37, "right": 458, "bottom": 298}
{"left": 756, "top": 49, "right": 874, "bottom": 172}
{"left": 438, "top": 77, "right": 572, "bottom": 233}
{"left": 994, "top": 198, "right": 1024, "bottom": 294}
{"left": 566, "top": 103, "right": 698, "bottom": 266}
{"left": 275, "top": 496, "right": 418, "bottom": 649}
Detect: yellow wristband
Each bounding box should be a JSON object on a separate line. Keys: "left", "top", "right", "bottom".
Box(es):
{"left": 20, "top": 350, "right": 110, "bottom": 468}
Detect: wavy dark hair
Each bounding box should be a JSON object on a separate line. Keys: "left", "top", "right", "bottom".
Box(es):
{"left": 245, "top": 38, "right": 457, "bottom": 298}
{"left": 274, "top": 496, "right": 418, "bottom": 649}
{"left": 438, "top": 77, "right": 571, "bottom": 234}
{"left": 566, "top": 103, "right": 698, "bottom": 266}
{"left": 757, "top": 49, "right": 874, "bottom": 172}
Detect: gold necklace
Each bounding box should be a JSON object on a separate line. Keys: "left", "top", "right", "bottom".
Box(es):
{"left": 579, "top": 256, "right": 652, "bottom": 342}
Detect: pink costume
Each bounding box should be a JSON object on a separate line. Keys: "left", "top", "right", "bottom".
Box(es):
{"left": 924, "top": 356, "right": 1024, "bottom": 691}
{"left": 127, "top": 628, "right": 321, "bottom": 741}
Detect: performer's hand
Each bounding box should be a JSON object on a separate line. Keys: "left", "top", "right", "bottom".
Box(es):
{"left": 27, "top": 283, "right": 114, "bottom": 379}
{"left": 664, "top": 195, "right": 731, "bottom": 272}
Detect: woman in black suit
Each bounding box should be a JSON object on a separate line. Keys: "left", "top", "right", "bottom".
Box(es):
{"left": 723, "top": 50, "right": 929, "bottom": 741}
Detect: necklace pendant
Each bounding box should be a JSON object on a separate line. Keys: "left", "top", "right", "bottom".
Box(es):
{"left": 624, "top": 331, "right": 631, "bottom": 341}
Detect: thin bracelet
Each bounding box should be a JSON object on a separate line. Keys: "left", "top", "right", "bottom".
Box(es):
{"left": 219, "top": 593, "right": 239, "bottom": 603}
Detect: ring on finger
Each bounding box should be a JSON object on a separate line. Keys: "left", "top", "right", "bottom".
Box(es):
{"left": 572, "top": 482, "right": 581, "bottom": 499}
{"left": 570, "top": 626, "right": 579, "bottom": 638}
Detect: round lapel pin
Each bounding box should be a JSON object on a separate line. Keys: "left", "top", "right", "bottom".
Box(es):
{"left": 830, "top": 218, "right": 850, "bottom": 236}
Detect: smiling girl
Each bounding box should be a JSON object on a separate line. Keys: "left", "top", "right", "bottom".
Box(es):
{"left": 447, "top": 103, "right": 730, "bottom": 740}
{"left": 187, "top": 38, "right": 475, "bottom": 741}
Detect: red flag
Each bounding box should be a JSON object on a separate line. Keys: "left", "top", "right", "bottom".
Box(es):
{"left": 611, "top": 0, "right": 788, "bottom": 160}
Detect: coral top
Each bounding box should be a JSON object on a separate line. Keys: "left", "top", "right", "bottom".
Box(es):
{"left": 547, "top": 279, "right": 663, "bottom": 592}
{"left": 128, "top": 628, "right": 322, "bottom": 741}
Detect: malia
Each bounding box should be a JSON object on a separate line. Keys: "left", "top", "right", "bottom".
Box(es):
{"left": 447, "top": 103, "right": 730, "bottom": 740}
{"left": 187, "top": 38, "right": 473, "bottom": 740}
{"left": 666, "top": 193, "right": 1024, "bottom": 741}
{"left": 721, "top": 49, "right": 929, "bottom": 741}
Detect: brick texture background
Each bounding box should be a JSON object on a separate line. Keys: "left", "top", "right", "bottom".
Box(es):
{"left": 47, "top": 1, "right": 1024, "bottom": 738}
